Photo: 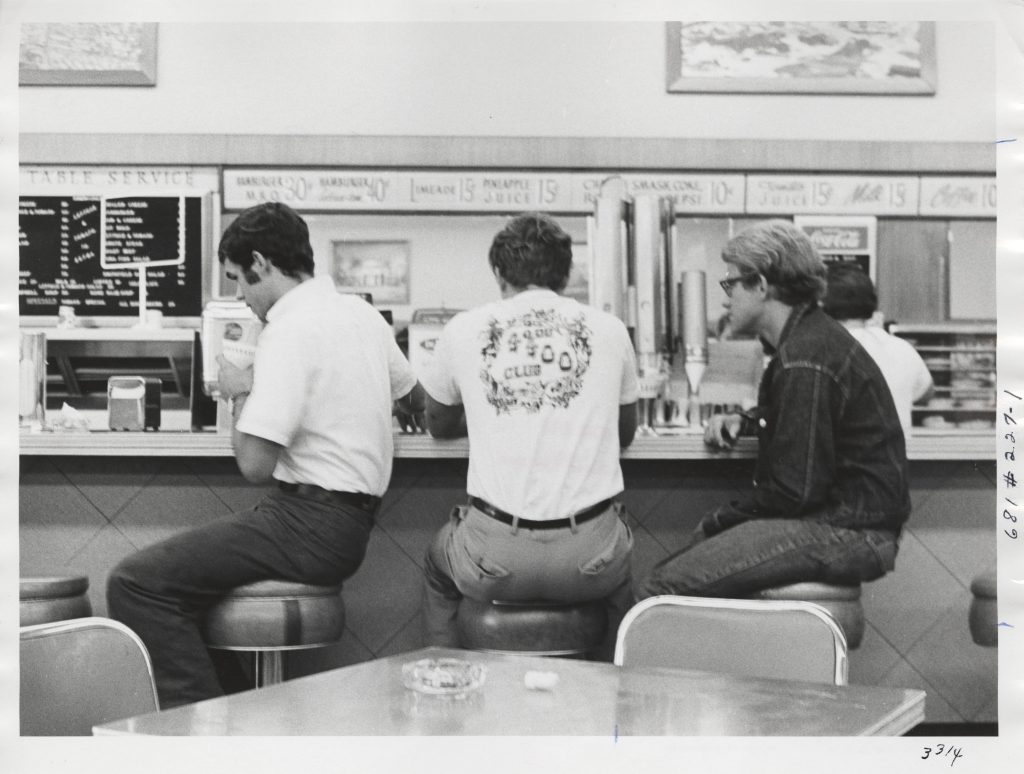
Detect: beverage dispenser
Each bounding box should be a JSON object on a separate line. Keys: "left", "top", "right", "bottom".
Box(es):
{"left": 589, "top": 183, "right": 677, "bottom": 433}
{"left": 679, "top": 269, "right": 709, "bottom": 426}
{"left": 588, "top": 178, "right": 630, "bottom": 322}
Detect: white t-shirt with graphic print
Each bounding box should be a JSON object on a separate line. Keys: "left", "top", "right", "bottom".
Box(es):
{"left": 422, "top": 288, "right": 640, "bottom": 521}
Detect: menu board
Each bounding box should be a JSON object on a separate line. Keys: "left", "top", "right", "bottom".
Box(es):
{"left": 19, "top": 195, "right": 204, "bottom": 317}
{"left": 100, "top": 196, "right": 186, "bottom": 268}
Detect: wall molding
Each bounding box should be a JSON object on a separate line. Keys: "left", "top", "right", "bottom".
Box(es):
{"left": 19, "top": 134, "right": 995, "bottom": 174}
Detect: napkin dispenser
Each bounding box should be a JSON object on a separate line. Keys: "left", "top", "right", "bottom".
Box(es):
{"left": 108, "top": 376, "right": 162, "bottom": 431}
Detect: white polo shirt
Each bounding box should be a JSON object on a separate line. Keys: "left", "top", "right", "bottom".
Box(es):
{"left": 237, "top": 275, "right": 416, "bottom": 495}
{"left": 422, "top": 289, "right": 639, "bottom": 520}
{"left": 847, "top": 325, "right": 933, "bottom": 430}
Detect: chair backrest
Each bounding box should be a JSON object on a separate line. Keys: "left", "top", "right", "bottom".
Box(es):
{"left": 613, "top": 595, "right": 848, "bottom": 685}
{"left": 20, "top": 617, "right": 159, "bottom": 735}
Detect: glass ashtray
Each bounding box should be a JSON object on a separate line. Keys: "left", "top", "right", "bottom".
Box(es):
{"left": 401, "top": 658, "right": 487, "bottom": 696}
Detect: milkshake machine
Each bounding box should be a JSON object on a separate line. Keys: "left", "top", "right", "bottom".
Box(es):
{"left": 588, "top": 181, "right": 710, "bottom": 433}
{"left": 679, "top": 269, "right": 709, "bottom": 427}
{"left": 590, "top": 182, "right": 692, "bottom": 433}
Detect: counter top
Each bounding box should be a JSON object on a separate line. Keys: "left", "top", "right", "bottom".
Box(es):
{"left": 21, "top": 326, "right": 197, "bottom": 341}
{"left": 18, "top": 428, "right": 994, "bottom": 460}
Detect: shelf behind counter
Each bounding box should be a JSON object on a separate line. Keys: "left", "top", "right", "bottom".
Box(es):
{"left": 18, "top": 426, "right": 994, "bottom": 461}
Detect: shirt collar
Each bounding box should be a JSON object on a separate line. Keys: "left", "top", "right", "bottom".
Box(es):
{"left": 510, "top": 287, "right": 560, "bottom": 301}
{"left": 266, "top": 275, "right": 334, "bottom": 323}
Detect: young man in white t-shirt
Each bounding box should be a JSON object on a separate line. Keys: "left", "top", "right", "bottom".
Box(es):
{"left": 107, "top": 202, "right": 421, "bottom": 709}
{"left": 420, "top": 212, "right": 640, "bottom": 654}
{"left": 823, "top": 261, "right": 933, "bottom": 429}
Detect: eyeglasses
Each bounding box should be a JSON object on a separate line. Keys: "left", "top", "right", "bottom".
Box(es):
{"left": 719, "top": 273, "right": 758, "bottom": 297}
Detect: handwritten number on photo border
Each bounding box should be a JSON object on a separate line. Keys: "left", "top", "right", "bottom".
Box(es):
{"left": 921, "top": 743, "right": 963, "bottom": 766}
{"left": 1004, "top": 392, "right": 1019, "bottom": 539}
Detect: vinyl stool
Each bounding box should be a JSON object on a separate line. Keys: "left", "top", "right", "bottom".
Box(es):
{"left": 457, "top": 597, "right": 607, "bottom": 657}
{"left": 201, "top": 580, "right": 346, "bottom": 687}
{"left": 19, "top": 576, "right": 92, "bottom": 626}
{"left": 969, "top": 571, "right": 997, "bottom": 647}
{"left": 751, "top": 582, "right": 864, "bottom": 649}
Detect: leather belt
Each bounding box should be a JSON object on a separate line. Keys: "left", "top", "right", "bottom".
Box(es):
{"left": 469, "top": 496, "right": 613, "bottom": 531}
{"left": 278, "top": 482, "right": 381, "bottom": 513}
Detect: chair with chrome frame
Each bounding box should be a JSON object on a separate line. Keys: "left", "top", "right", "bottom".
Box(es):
{"left": 20, "top": 616, "right": 159, "bottom": 736}
{"left": 614, "top": 595, "right": 849, "bottom": 685}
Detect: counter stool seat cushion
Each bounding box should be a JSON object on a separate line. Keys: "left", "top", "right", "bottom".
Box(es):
{"left": 457, "top": 597, "right": 607, "bottom": 657}
{"left": 202, "top": 580, "right": 345, "bottom": 652}
{"left": 969, "top": 571, "right": 997, "bottom": 647}
{"left": 19, "top": 575, "right": 92, "bottom": 627}
{"left": 970, "top": 571, "right": 996, "bottom": 599}
{"left": 751, "top": 582, "right": 864, "bottom": 649}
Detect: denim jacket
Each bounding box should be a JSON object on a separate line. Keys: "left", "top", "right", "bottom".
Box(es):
{"left": 706, "top": 303, "right": 911, "bottom": 535}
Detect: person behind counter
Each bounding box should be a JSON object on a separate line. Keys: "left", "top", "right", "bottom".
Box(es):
{"left": 823, "top": 261, "right": 933, "bottom": 430}
{"left": 639, "top": 219, "right": 910, "bottom": 599}
{"left": 107, "top": 202, "right": 423, "bottom": 709}
{"left": 420, "top": 212, "right": 639, "bottom": 656}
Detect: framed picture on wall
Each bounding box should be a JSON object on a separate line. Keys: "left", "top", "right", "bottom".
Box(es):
{"left": 19, "top": 23, "right": 159, "bottom": 86}
{"left": 331, "top": 240, "right": 410, "bottom": 305}
{"left": 666, "top": 21, "right": 936, "bottom": 95}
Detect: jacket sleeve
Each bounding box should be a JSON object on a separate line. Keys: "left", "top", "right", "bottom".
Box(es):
{"left": 701, "top": 363, "right": 840, "bottom": 535}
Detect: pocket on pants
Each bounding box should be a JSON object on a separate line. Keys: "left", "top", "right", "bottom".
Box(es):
{"left": 578, "top": 518, "right": 633, "bottom": 576}
{"left": 816, "top": 529, "right": 895, "bottom": 583}
{"left": 457, "top": 543, "right": 510, "bottom": 580}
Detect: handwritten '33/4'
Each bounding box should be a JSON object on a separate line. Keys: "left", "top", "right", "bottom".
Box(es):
{"left": 921, "top": 744, "right": 963, "bottom": 766}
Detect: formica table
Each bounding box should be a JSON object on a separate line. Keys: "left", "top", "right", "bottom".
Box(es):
{"left": 94, "top": 647, "right": 925, "bottom": 736}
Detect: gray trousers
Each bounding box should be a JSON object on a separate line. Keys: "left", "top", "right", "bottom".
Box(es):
{"left": 422, "top": 500, "right": 634, "bottom": 658}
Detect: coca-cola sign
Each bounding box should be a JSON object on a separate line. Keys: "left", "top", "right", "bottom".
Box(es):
{"left": 803, "top": 225, "right": 868, "bottom": 252}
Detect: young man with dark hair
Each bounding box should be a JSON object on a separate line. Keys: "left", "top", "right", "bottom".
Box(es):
{"left": 823, "top": 261, "right": 933, "bottom": 429}
{"left": 108, "top": 202, "right": 422, "bottom": 708}
{"left": 639, "top": 219, "right": 910, "bottom": 599}
{"left": 420, "top": 212, "right": 640, "bottom": 652}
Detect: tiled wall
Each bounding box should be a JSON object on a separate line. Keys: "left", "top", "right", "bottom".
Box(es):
{"left": 19, "top": 455, "right": 996, "bottom": 724}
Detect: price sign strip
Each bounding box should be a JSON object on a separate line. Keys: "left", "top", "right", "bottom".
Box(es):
{"left": 222, "top": 168, "right": 995, "bottom": 217}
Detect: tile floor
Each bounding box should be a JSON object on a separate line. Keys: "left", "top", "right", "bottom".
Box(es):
{"left": 20, "top": 455, "right": 997, "bottom": 724}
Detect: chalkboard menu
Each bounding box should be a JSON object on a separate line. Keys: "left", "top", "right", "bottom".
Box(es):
{"left": 19, "top": 195, "right": 204, "bottom": 317}
{"left": 101, "top": 197, "right": 186, "bottom": 268}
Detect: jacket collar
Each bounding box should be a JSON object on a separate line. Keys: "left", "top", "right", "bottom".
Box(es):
{"left": 761, "top": 302, "right": 816, "bottom": 356}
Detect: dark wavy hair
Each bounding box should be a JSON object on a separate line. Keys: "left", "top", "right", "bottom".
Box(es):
{"left": 823, "top": 261, "right": 878, "bottom": 321}
{"left": 721, "top": 219, "right": 826, "bottom": 306}
{"left": 217, "top": 202, "right": 315, "bottom": 278}
{"left": 488, "top": 212, "right": 573, "bottom": 292}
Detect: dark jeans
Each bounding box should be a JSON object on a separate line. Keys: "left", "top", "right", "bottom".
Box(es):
{"left": 106, "top": 489, "right": 373, "bottom": 709}
{"left": 638, "top": 518, "right": 898, "bottom": 599}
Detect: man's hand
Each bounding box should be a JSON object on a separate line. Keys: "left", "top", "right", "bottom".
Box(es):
{"left": 216, "top": 355, "right": 254, "bottom": 400}
{"left": 703, "top": 413, "right": 743, "bottom": 450}
{"left": 394, "top": 404, "right": 426, "bottom": 433}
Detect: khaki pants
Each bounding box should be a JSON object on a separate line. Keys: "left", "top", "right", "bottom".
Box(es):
{"left": 422, "top": 500, "right": 634, "bottom": 658}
